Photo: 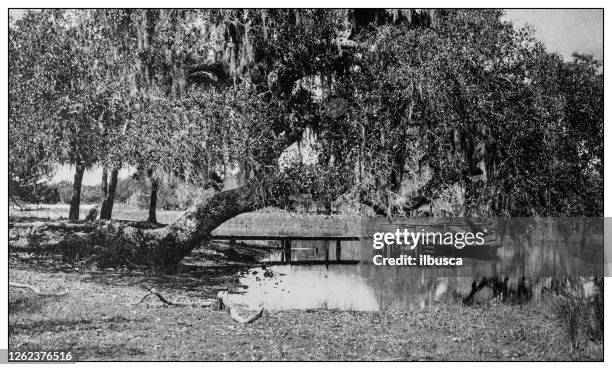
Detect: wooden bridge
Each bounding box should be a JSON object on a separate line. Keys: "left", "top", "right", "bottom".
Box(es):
{"left": 209, "top": 235, "right": 361, "bottom": 263}
{"left": 209, "top": 214, "right": 502, "bottom": 264}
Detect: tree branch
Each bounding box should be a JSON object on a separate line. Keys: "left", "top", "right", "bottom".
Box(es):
{"left": 134, "top": 284, "right": 216, "bottom": 307}
{"left": 359, "top": 189, "right": 431, "bottom": 217}
{"left": 9, "top": 282, "right": 68, "bottom": 297}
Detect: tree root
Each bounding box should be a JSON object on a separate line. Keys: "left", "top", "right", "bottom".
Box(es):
{"left": 9, "top": 282, "right": 68, "bottom": 297}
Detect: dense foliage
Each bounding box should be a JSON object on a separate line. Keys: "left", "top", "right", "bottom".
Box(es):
{"left": 335, "top": 10, "right": 603, "bottom": 216}
{"left": 9, "top": 9, "right": 603, "bottom": 218}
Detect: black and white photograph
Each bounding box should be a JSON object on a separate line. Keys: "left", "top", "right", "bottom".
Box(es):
{"left": 3, "top": 3, "right": 608, "bottom": 364}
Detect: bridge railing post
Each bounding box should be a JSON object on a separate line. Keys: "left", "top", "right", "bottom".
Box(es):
{"left": 283, "top": 238, "right": 292, "bottom": 262}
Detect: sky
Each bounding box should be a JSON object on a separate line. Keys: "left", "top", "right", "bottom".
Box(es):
{"left": 504, "top": 9, "right": 603, "bottom": 61}
{"left": 36, "top": 9, "right": 603, "bottom": 186}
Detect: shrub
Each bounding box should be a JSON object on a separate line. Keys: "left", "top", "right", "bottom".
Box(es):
{"left": 552, "top": 277, "right": 603, "bottom": 348}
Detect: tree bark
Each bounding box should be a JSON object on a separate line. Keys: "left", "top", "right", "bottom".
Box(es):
{"left": 100, "top": 168, "right": 119, "bottom": 219}
{"left": 101, "top": 167, "right": 108, "bottom": 198}
{"left": 68, "top": 164, "right": 85, "bottom": 220}
{"left": 148, "top": 176, "right": 158, "bottom": 224}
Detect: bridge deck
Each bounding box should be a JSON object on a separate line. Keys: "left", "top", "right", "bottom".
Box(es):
{"left": 210, "top": 235, "right": 360, "bottom": 262}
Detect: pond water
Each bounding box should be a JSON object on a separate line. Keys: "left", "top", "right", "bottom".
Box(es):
{"left": 220, "top": 218, "right": 603, "bottom": 312}
{"left": 228, "top": 262, "right": 501, "bottom": 311}
{"left": 225, "top": 243, "right": 600, "bottom": 312}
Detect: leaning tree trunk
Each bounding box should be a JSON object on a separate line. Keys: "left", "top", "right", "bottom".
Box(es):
{"left": 100, "top": 168, "right": 119, "bottom": 219}
{"left": 93, "top": 182, "right": 265, "bottom": 270}
{"left": 68, "top": 163, "right": 86, "bottom": 220}
{"left": 148, "top": 176, "right": 158, "bottom": 224}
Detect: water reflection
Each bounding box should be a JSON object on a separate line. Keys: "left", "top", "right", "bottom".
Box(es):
{"left": 231, "top": 264, "right": 380, "bottom": 311}
{"left": 230, "top": 263, "right": 501, "bottom": 311}
{"left": 221, "top": 218, "right": 602, "bottom": 312}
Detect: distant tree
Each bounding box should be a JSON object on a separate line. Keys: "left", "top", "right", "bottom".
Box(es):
{"left": 88, "top": 10, "right": 138, "bottom": 220}
{"left": 10, "top": 10, "right": 139, "bottom": 219}
{"left": 10, "top": 11, "right": 108, "bottom": 219}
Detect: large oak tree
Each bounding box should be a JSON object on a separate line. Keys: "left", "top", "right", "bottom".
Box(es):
{"left": 10, "top": 9, "right": 603, "bottom": 269}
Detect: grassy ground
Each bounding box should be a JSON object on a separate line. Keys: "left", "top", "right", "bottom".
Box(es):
{"left": 8, "top": 208, "right": 603, "bottom": 361}
{"left": 9, "top": 256, "right": 603, "bottom": 361}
